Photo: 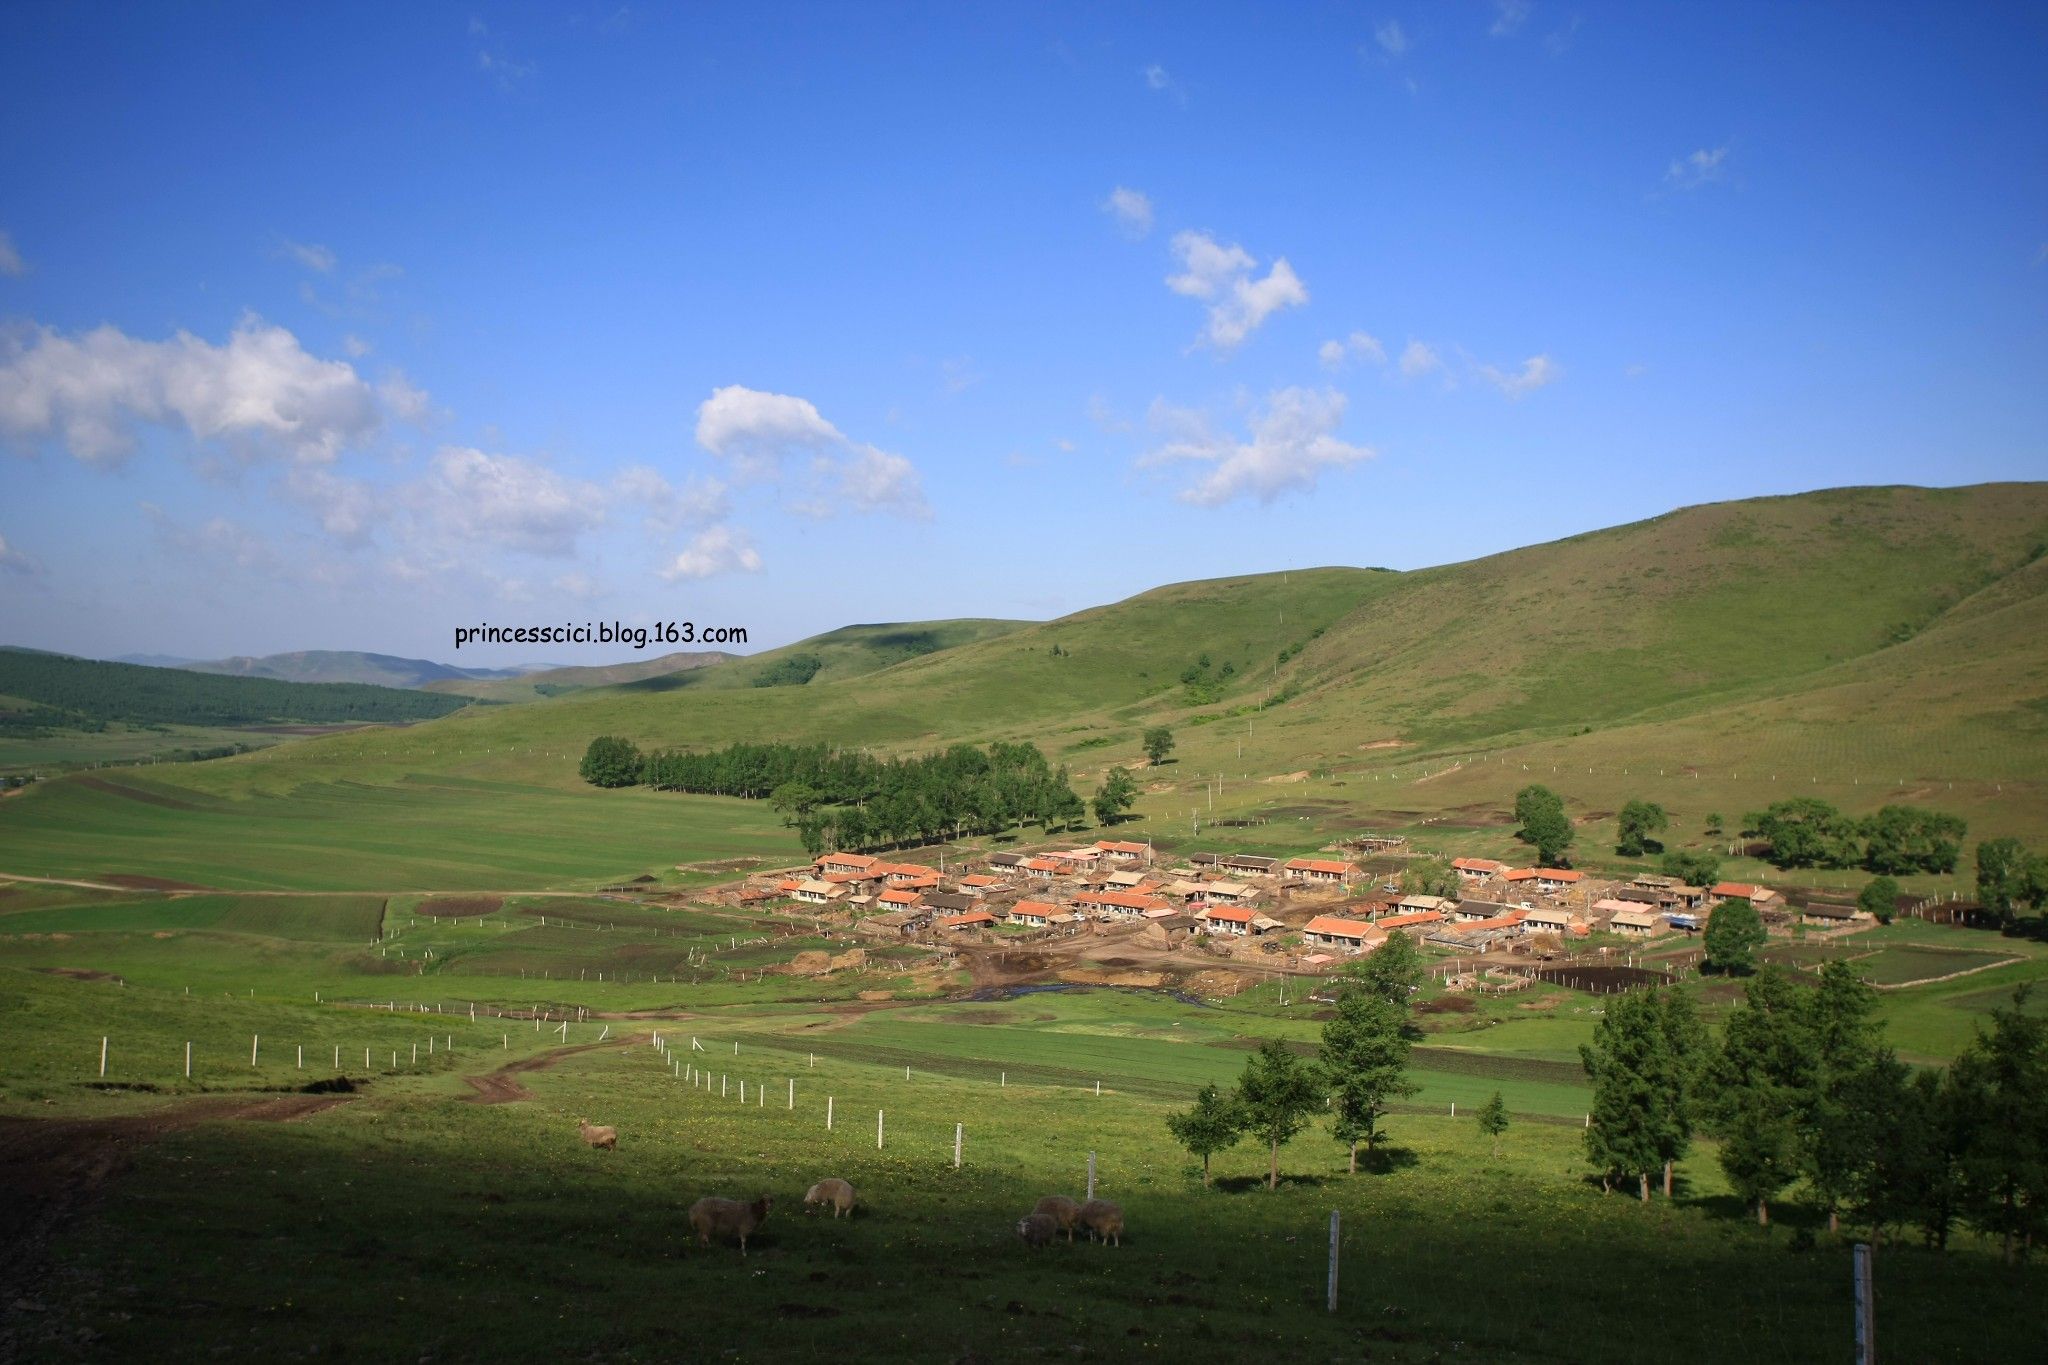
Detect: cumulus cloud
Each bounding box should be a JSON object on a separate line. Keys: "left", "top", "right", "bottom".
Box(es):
{"left": 1165, "top": 230, "right": 1309, "bottom": 353}
{"left": 0, "top": 316, "right": 382, "bottom": 465}
{"left": 280, "top": 466, "right": 383, "bottom": 547}
{"left": 1665, "top": 146, "right": 1729, "bottom": 190}
{"left": 660, "top": 525, "right": 762, "bottom": 581}
{"left": 281, "top": 240, "right": 337, "bottom": 273}
{"left": 1398, "top": 339, "right": 1443, "bottom": 379}
{"left": 1139, "top": 387, "right": 1372, "bottom": 507}
{"left": 693, "top": 384, "right": 927, "bottom": 516}
{"left": 1103, "top": 186, "right": 1154, "bottom": 238}
{"left": 404, "top": 446, "right": 610, "bottom": 557}
{"left": 1478, "top": 353, "right": 1563, "bottom": 398}
{"left": 1489, "top": 1, "right": 1531, "bottom": 37}
{"left": 377, "top": 371, "right": 433, "bottom": 424}
{"left": 1374, "top": 19, "right": 1408, "bottom": 56}
{"left": 0, "top": 531, "right": 39, "bottom": 576}
{"left": 0, "top": 231, "right": 24, "bottom": 278}
{"left": 1318, "top": 330, "right": 1388, "bottom": 370}
{"left": 342, "top": 334, "right": 371, "bottom": 358}
{"left": 615, "top": 464, "right": 730, "bottom": 533}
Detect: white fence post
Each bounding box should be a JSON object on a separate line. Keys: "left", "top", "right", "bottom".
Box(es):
{"left": 185, "top": 1041, "right": 192, "bottom": 1078}
{"left": 827, "top": 1096, "right": 834, "bottom": 1130}
{"left": 954, "top": 1123, "right": 963, "bottom": 1169}
{"left": 251, "top": 1034, "right": 259, "bottom": 1067}
{"left": 99, "top": 1036, "right": 107, "bottom": 1078}
{"left": 877, "top": 1110, "right": 884, "bottom": 1149}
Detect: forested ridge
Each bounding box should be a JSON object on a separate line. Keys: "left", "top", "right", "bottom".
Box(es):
{"left": 0, "top": 649, "right": 475, "bottom": 732}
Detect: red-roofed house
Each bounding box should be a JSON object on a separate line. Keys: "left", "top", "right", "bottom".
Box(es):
{"left": 1452, "top": 857, "right": 1507, "bottom": 881}
{"left": 1198, "top": 904, "right": 1258, "bottom": 936}
{"left": 1075, "top": 889, "right": 1172, "bottom": 919}
{"left": 1535, "top": 869, "right": 1584, "bottom": 893}
{"left": 877, "top": 888, "right": 923, "bottom": 909}
{"left": 1376, "top": 910, "right": 1447, "bottom": 936}
{"left": 817, "top": 852, "right": 879, "bottom": 876}
{"left": 1500, "top": 868, "right": 1541, "bottom": 886}
{"left": 1008, "top": 900, "right": 1059, "bottom": 928}
{"left": 1711, "top": 882, "right": 1783, "bottom": 908}
{"left": 957, "top": 874, "right": 1006, "bottom": 897}
{"left": 1095, "top": 840, "right": 1152, "bottom": 864}
{"left": 1284, "top": 857, "right": 1352, "bottom": 885}
{"left": 1023, "top": 856, "right": 1064, "bottom": 878}
{"left": 1302, "top": 915, "right": 1386, "bottom": 954}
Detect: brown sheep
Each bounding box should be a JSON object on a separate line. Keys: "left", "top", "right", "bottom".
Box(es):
{"left": 689, "top": 1194, "right": 773, "bottom": 1255}
{"left": 803, "top": 1178, "right": 857, "bottom": 1218}
{"left": 1015, "top": 1212, "right": 1058, "bottom": 1248}
{"left": 1031, "top": 1195, "right": 1082, "bottom": 1243}
{"left": 1078, "top": 1198, "right": 1124, "bottom": 1247}
{"left": 577, "top": 1118, "right": 617, "bottom": 1150}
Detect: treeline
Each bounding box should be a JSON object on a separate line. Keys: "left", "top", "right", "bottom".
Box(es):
{"left": 1583, "top": 968, "right": 2047, "bottom": 1260}
{"left": 579, "top": 737, "right": 1092, "bottom": 853}
{"left": 1743, "top": 798, "right": 1966, "bottom": 874}
{"left": 0, "top": 650, "right": 474, "bottom": 729}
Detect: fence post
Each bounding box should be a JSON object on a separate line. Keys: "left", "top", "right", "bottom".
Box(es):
{"left": 955, "top": 1123, "right": 963, "bottom": 1169}
{"left": 1087, "top": 1151, "right": 1096, "bottom": 1201}
{"left": 100, "top": 1036, "right": 107, "bottom": 1078}
{"left": 1854, "top": 1243, "right": 1875, "bottom": 1365}
{"left": 877, "top": 1110, "right": 885, "bottom": 1149}
{"left": 185, "top": 1041, "right": 191, "bottom": 1078}
{"left": 828, "top": 1096, "right": 834, "bottom": 1130}
{"left": 789, "top": 1078, "right": 794, "bottom": 1109}
{"left": 1327, "top": 1209, "right": 1341, "bottom": 1312}
{"left": 251, "top": 1034, "right": 259, "bottom": 1066}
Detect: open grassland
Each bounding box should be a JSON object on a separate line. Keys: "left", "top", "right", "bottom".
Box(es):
{"left": 7, "top": 968, "right": 2043, "bottom": 1362}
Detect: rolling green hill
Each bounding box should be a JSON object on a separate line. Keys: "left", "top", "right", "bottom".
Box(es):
{"left": 177, "top": 649, "right": 532, "bottom": 689}
{"left": 422, "top": 649, "right": 737, "bottom": 702}
{"left": 3, "top": 483, "right": 2044, "bottom": 888}
{"left": 0, "top": 651, "right": 476, "bottom": 732}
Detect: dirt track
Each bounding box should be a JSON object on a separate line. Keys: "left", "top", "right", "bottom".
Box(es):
{"left": 461, "top": 1033, "right": 650, "bottom": 1103}
{"left": 0, "top": 1093, "right": 353, "bottom": 1355}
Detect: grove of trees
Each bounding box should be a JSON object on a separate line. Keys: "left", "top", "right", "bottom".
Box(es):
{"left": 1743, "top": 798, "right": 1966, "bottom": 875}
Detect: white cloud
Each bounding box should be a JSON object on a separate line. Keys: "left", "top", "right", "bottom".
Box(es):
{"left": 1374, "top": 19, "right": 1408, "bottom": 56}
{"left": 1319, "top": 330, "right": 1388, "bottom": 370}
{"left": 0, "top": 231, "right": 24, "bottom": 278}
{"left": 378, "top": 370, "right": 432, "bottom": 424}
{"left": 1665, "top": 146, "right": 1729, "bottom": 190}
{"left": 693, "top": 384, "right": 926, "bottom": 516}
{"left": 0, "top": 531, "right": 38, "bottom": 576}
{"left": 938, "top": 355, "right": 981, "bottom": 394}
{"left": 1086, "top": 393, "right": 1131, "bottom": 433}
{"left": 0, "top": 315, "right": 382, "bottom": 465}
{"left": 142, "top": 503, "right": 281, "bottom": 575}
{"left": 1165, "top": 230, "right": 1309, "bottom": 353}
{"left": 615, "top": 464, "right": 730, "bottom": 533}
{"left": 660, "top": 525, "right": 762, "bottom": 581}
{"left": 1144, "top": 63, "right": 1172, "bottom": 91}
{"left": 281, "top": 240, "right": 337, "bottom": 273}
{"left": 1478, "top": 353, "right": 1563, "bottom": 398}
{"left": 405, "top": 446, "right": 610, "bottom": 557}
{"left": 1139, "top": 387, "right": 1372, "bottom": 507}
{"left": 1103, "top": 186, "right": 1154, "bottom": 238}
{"left": 280, "top": 467, "right": 383, "bottom": 547}
{"left": 1489, "top": 1, "right": 1531, "bottom": 37}
{"left": 342, "top": 334, "right": 371, "bottom": 358}
{"left": 1398, "top": 339, "right": 1443, "bottom": 379}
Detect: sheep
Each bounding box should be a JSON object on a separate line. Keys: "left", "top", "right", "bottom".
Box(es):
{"left": 803, "top": 1178, "right": 857, "bottom": 1218}
{"left": 1078, "top": 1198, "right": 1124, "bottom": 1247}
{"left": 689, "top": 1194, "right": 773, "bottom": 1256}
{"left": 577, "top": 1117, "right": 617, "bottom": 1150}
{"left": 1031, "top": 1195, "right": 1082, "bottom": 1244}
{"left": 1016, "top": 1212, "right": 1058, "bottom": 1248}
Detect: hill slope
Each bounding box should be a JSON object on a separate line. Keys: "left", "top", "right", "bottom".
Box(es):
{"left": 0, "top": 652, "right": 477, "bottom": 732}
{"left": 181, "top": 651, "right": 535, "bottom": 689}
{"left": 423, "top": 650, "right": 738, "bottom": 702}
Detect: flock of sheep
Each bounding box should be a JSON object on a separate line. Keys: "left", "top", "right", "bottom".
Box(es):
{"left": 576, "top": 1119, "right": 1125, "bottom": 1255}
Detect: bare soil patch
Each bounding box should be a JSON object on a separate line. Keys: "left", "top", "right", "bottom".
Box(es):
{"left": 1529, "top": 964, "right": 1673, "bottom": 993}
{"left": 34, "top": 967, "right": 126, "bottom": 984}
{"left": 417, "top": 895, "right": 504, "bottom": 918}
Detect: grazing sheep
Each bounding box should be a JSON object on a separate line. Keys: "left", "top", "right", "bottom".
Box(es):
{"left": 689, "top": 1194, "right": 773, "bottom": 1256}
{"left": 1015, "top": 1212, "right": 1058, "bottom": 1248}
{"left": 1031, "top": 1195, "right": 1082, "bottom": 1243}
{"left": 803, "top": 1178, "right": 857, "bottom": 1218}
{"left": 1078, "top": 1198, "right": 1124, "bottom": 1247}
{"left": 577, "top": 1117, "right": 618, "bottom": 1150}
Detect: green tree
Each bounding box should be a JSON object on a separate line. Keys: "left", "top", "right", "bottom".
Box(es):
{"left": 1514, "top": 784, "right": 1574, "bottom": 865}
{"left": 1476, "top": 1091, "right": 1510, "bottom": 1158}
{"left": 1858, "top": 876, "right": 1900, "bottom": 924}
{"left": 1801, "top": 962, "right": 1883, "bottom": 1231}
{"left": 1951, "top": 987, "right": 2048, "bottom": 1263}
{"left": 1616, "top": 799, "right": 1669, "bottom": 857}
{"left": 1321, "top": 990, "right": 1418, "bottom": 1172}
{"left": 1721, "top": 1105, "right": 1802, "bottom": 1228}
{"left": 1703, "top": 897, "right": 1767, "bottom": 974}
{"left": 1142, "top": 726, "right": 1176, "bottom": 766}
{"left": 1657, "top": 990, "right": 1712, "bottom": 1197}
{"left": 578, "top": 735, "right": 643, "bottom": 788}
{"left": 1399, "top": 856, "right": 1460, "bottom": 900}
{"left": 1233, "top": 1040, "right": 1325, "bottom": 1191}
{"left": 1706, "top": 969, "right": 1819, "bottom": 1226}
{"left": 1346, "top": 929, "right": 1424, "bottom": 1007}
{"left": 1975, "top": 838, "right": 2047, "bottom": 920}
{"left": 1165, "top": 1082, "right": 1243, "bottom": 1187}
{"left": 1658, "top": 849, "right": 1721, "bottom": 888}
{"left": 1581, "top": 991, "right": 1685, "bottom": 1201}
{"left": 1745, "top": 797, "right": 1861, "bottom": 869}
{"left": 1704, "top": 812, "right": 1725, "bottom": 836}
{"left": 1862, "top": 805, "right": 1966, "bottom": 875}
{"left": 1091, "top": 766, "right": 1140, "bottom": 825}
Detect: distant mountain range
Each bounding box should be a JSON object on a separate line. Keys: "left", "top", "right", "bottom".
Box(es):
{"left": 111, "top": 650, "right": 564, "bottom": 690}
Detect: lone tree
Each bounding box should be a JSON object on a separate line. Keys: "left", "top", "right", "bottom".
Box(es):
{"left": 1704, "top": 897, "right": 1767, "bottom": 974}
{"left": 1165, "top": 1082, "right": 1243, "bottom": 1187}
{"left": 1476, "top": 1091, "right": 1510, "bottom": 1158}
{"left": 1975, "top": 838, "right": 2047, "bottom": 922}
{"left": 1142, "top": 726, "right": 1176, "bottom": 766}
{"left": 1400, "top": 856, "right": 1460, "bottom": 900}
{"left": 579, "top": 735, "right": 643, "bottom": 788}
{"left": 1321, "top": 989, "right": 1418, "bottom": 1172}
{"left": 1659, "top": 849, "right": 1720, "bottom": 889}
{"left": 1233, "top": 1040, "right": 1324, "bottom": 1191}
{"left": 1616, "top": 800, "right": 1669, "bottom": 857}
{"left": 1347, "top": 928, "right": 1424, "bottom": 1006}
{"left": 1514, "top": 784, "right": 1574, "bottom": 865}
{"left": 1091, "top": 767, "right": 1140, "bottom": 825}
{"left": 1858, "top": 876, "right": 1900, "bottom": 924}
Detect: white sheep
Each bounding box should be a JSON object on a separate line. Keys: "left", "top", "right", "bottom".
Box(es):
{"left": 689, "top": 1194, "right": 772, "bottom": 1255}
{"left": 803, "top": 1178, "right": 857, "bottom": 1218}
{"left": 577, "top": 1117, "right": 617, "bottom": 1150}
{"left": 1078, "top": 1198, "right": 1124, "bottom": 1247}
{"left": 1031, "top": 1195, "right": 1082, "bottom": 1243}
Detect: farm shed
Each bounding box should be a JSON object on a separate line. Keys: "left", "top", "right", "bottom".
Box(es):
{"left": 857, "top": 909, "right": 929, "bottom": 939}
{"left": 1609, "top": 908, "right": 1662, "bottom": 936}
{"left": 939, "top": 910, "right": 998, "bottom": 931}
{"left": 1136, "top": 915, "right": 1196, "bottom": 949}
{"left": 793, "top": 879, "right": 849, "bottom": 905}
{"left": 1453, "top": 899, "right": 1512, "bottom": 923}
{"left": 1200, "top": 880, "right": 1253, "bottom": 905}
{"left": 1222, "top": 854, "right": 1283, "bottom": 877}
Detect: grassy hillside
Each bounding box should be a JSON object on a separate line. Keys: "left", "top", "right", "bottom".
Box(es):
{"left": 0, "top": 651, "right": 476, "bottom": 732}
{"left": 644, "top": 617, "right": 1037, "bottom": 692}
{"left": 179, "top": 650, "right": 529, "bottom": 689}
{"left": 424, "top": 649, "right": 737, "bottom": 702}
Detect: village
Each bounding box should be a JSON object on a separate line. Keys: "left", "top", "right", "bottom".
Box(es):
{"left": 725, "top": 837, "right": 1876, "bottom": 990}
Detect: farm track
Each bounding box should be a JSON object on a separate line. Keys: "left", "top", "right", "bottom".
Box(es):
{"left": 0, "top": 1092, "right": 353, "bottom": 1357}
{"left": 461, "top": 1033, "right": 651, "bottom": 1104}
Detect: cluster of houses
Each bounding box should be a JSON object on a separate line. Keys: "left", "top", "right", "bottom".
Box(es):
{"left": 744, "top": 839, "right": 1837, "bottom": 960}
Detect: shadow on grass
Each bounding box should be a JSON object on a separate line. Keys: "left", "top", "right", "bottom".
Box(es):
{"left": 1214, "top": 1171, "right": 1337, "bottom": 1194}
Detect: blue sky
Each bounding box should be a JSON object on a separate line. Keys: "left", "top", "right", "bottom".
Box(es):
{"left": 2, "top": 1, "right": 2044, "bottom": 665}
